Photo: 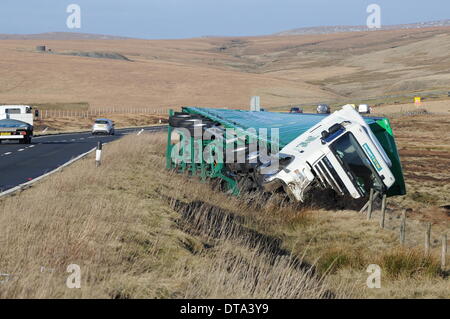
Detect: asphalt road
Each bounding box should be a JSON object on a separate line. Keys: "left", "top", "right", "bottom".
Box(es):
{"left": 0, "top": 126, "right": 166, "bottom": 192}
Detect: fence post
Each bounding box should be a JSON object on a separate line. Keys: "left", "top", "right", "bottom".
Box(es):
{"left": 367, "top": 188, "right": 374, "bottom": 220}
{"left": 380, "top": 194, "right": 387, "bottom": 228}
{"left": 400, "top": 209, "right": 407, "bottom": 245}
{"left": 425, "top": 223, "right": 431, "bottom": 255}
{"left": 442, "top": 234, "right": 447, "bottom": 271}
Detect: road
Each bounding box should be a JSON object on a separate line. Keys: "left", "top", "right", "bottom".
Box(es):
{"left": 0, "top": 126, "right": 166, "bottom": 193}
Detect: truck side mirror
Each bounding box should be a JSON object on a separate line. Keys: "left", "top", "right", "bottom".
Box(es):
{"left": 321, "top": 131, "right": 329, "bottom": 144}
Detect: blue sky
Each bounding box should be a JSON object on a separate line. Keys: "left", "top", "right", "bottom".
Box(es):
{"left": 0, "top": 0, "right": 448, "bottom": 39}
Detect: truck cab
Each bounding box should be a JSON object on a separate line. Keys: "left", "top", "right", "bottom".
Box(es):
{"left": 261, "top": 105, "right": 396, "bottom": 201}
{"left": 0, "top": 105, "right": 34, "bottom": 144}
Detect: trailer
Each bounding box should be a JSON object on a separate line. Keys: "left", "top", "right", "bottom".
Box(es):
{"left": 166, "top": 105, "right": 406, "bottom": 203}
{"left": 0, "top": 105, "right": 34, "bottom": 144}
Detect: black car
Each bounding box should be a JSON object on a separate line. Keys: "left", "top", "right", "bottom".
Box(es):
{"left": 289, "top": 107, "right": 303, "bottom": 113}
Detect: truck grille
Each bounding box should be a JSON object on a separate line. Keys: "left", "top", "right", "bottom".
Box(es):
{"left": 312, "top": 157, "right": 348, "bottom": 196}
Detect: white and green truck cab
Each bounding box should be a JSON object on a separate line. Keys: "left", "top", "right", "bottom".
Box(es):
{"left": 261, "top": 105, "right": 396, "bottom": 201}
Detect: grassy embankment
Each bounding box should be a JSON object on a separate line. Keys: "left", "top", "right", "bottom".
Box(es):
{"left": 0, "top": 133, "right": 447, "bottom": 298}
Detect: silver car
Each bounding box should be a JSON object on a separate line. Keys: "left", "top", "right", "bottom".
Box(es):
{"left": 316, "top": 104, "right": 331, "bottom": 114}
{"left": 92, "top": 119, "right": 115, "bottom": 135}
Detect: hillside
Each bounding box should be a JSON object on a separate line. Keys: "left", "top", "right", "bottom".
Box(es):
{"left": 1, "top": 27, "right": 450, "bottom": 110}
{"left": 275, "top": 19, "right": 450, "bottom": 35}
{"left": 0, "top": 32, "right": 131, "bottom": 40}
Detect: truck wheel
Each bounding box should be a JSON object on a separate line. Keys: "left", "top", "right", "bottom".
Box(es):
{"left": 169, "top": 114, "right": 203, "bottom": 127}
{"left": 176, "top": 119, "right": 213, "bottom": 135}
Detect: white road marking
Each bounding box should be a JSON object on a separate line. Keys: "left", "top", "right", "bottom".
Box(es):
{"left": 18, "top": 149, "right": 25, "bottom": 152}
{"left": 4, "top": 152, "right": 12, "bottom": 155}
{"left": 28, "top": 145, "right": 35, "bottom": 148}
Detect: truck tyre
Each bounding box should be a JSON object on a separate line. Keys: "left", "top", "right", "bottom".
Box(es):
{"left": 175, "top": 120, "right": 211, "bottom": 135}
{"left": 170, "top": 114, "right": 215, "bottom": 135}
{"left": 169, "top": 114, "right": 202, "bottom": 127}
{"left": 23, "top": 136, "right": 31, "bottom": 144}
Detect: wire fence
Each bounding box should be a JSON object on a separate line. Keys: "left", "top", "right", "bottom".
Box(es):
{"left": 38, "top": 107, "right": 169, "bottom": 119}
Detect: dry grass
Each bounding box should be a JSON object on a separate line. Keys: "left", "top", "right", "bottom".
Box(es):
{"left": 0, "top": 132, "right": 447, "bottom": 299}
{"left": 3, "top": 27, "right": 450, "bottom": 110}
{"left": 0, "top": 133, "right": 347, "bottom": 299}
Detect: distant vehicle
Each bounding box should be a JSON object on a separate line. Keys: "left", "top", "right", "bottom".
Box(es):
{"left": 358, "top": 104, "right": 371, "bottom": 114}
{"left": 0, "top": 105, "right": 34, "bottom": 144}
{"left": 92, "top": 119, "right": 115, "bottom": 135}
{"left": 316, "top": 104, "right": 331, "bottom": 114}
{"left": 289, "top": 107, "right": 303, "bottom": 113}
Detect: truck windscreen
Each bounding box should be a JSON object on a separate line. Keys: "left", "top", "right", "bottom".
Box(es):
{"left": 330, "top": 132, "right": 384, "bottom": 196}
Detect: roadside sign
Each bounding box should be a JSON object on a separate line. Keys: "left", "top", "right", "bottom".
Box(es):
{"left": 250, "top": 96, "right": 261, "bottom": 112}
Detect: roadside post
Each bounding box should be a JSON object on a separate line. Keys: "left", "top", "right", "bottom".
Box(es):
{"left": 96, "top": 141, "right": 102, "bottom": 167}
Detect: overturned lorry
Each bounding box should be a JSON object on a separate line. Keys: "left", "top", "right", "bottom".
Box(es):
{"left": 166, "top": 105, "right": 406, "bottom": 203}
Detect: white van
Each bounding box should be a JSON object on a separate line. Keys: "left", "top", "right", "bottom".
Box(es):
{"left": 358, "top": 104, "right": 371, "bottom": 114}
